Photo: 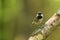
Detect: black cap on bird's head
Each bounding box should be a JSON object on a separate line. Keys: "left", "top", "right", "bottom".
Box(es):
{"left": 38, "top": 13, "right": 42, "bottom": 15}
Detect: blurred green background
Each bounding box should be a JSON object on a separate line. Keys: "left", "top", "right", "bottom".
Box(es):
{"left": 0, "top": 0, "right": 60, "bottom": 40}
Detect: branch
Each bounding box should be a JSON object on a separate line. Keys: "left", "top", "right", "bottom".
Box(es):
{"left": 28, "top": 10, "right": 60, "bottom": 40}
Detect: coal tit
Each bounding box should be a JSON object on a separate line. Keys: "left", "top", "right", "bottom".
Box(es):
{"left": 32, "top": 12, "right": 43, "bottom": 25}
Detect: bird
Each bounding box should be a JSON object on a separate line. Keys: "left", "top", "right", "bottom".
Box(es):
{"left": 32, "top": 12, "right": 43, "bottom": 25}
{"left": 29, "top": 12, "right": 44, "bottom": 40}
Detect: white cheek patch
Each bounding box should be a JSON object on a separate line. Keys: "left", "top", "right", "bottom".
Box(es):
{"left": 36, "top": 14, "right": 38, "bottom": 17}
{"left": 41, "top": 14, "right": 43, "bottom": 17}
{"left": 36, "top": 13, "right": 43, "bottom": 17}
